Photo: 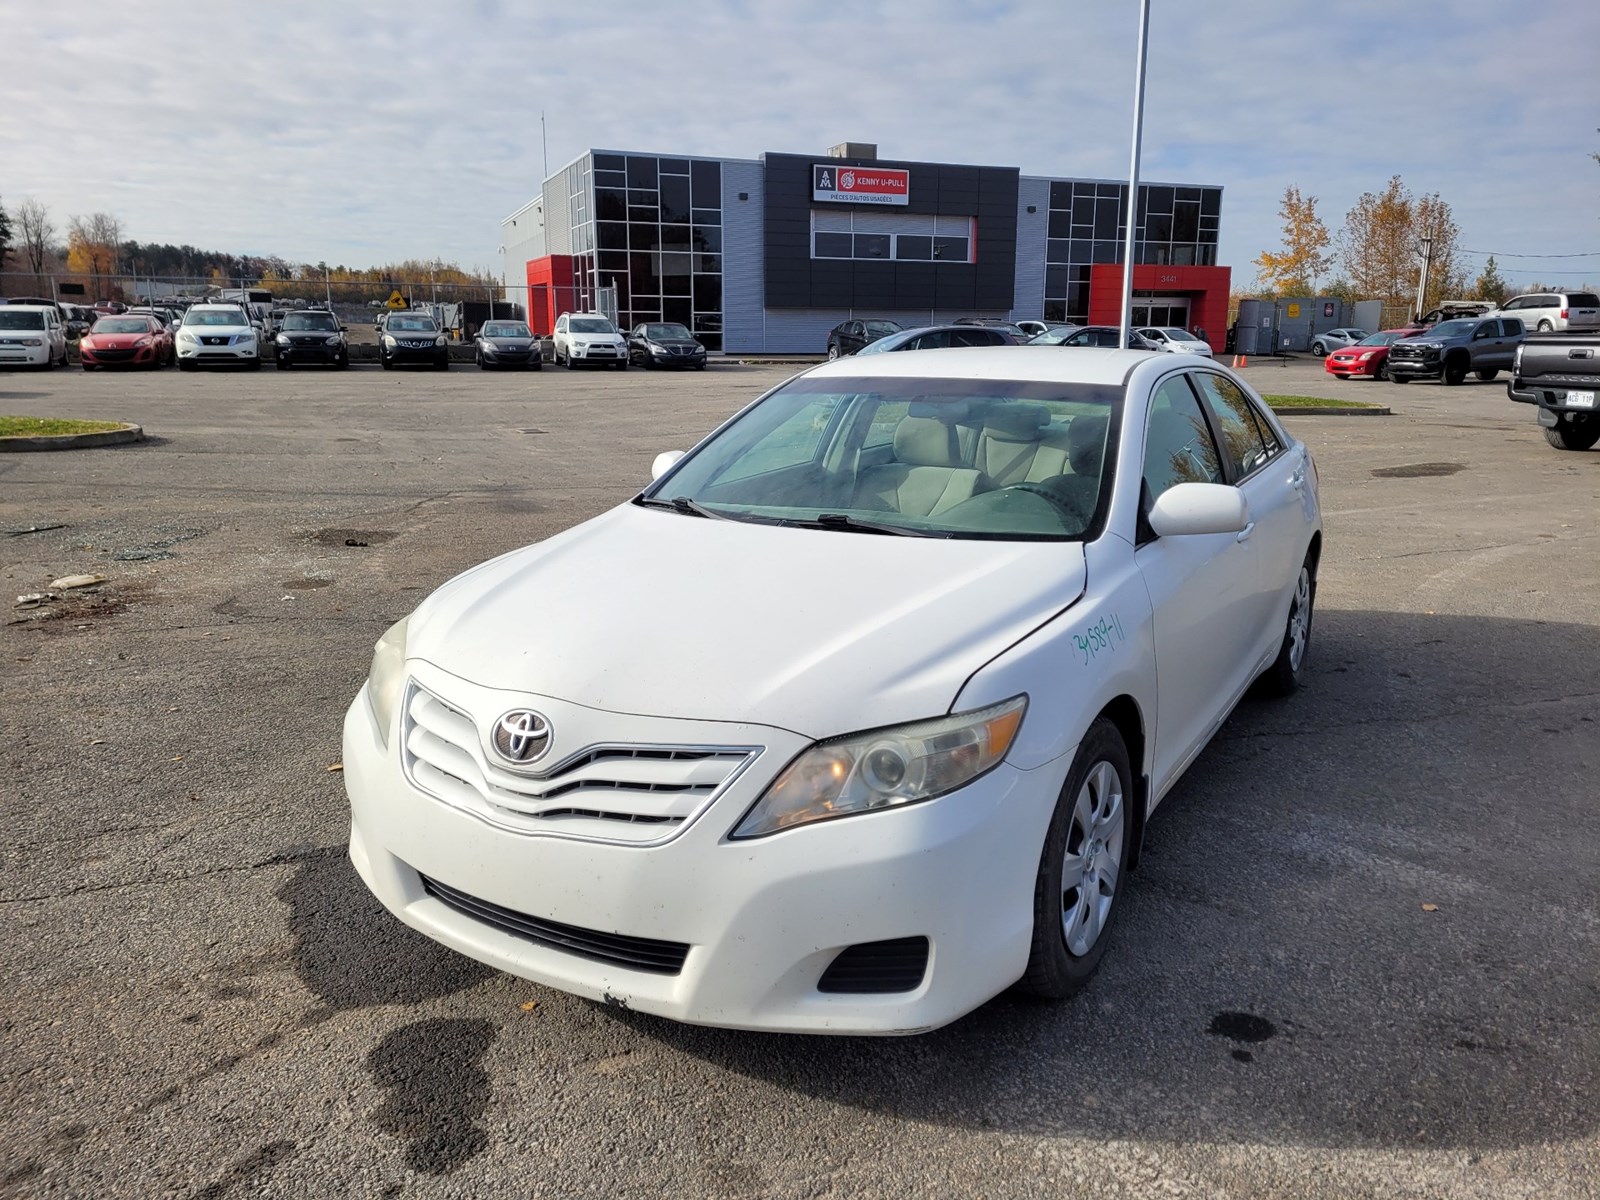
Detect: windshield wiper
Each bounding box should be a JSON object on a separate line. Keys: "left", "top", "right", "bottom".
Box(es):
{"left": 788, "top": 513, "right": 950, "bottom": 538}
{"left": 635, "top": 495, "right": 735, "bottom": 521}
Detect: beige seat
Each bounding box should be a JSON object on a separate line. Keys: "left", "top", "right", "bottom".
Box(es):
{"left": 855, "top": 414, "right": 985, "bottom": 517}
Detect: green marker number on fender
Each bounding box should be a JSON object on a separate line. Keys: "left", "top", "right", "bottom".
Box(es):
{"left": 1073, "top": 614, "right": 1126, "bottom": 666}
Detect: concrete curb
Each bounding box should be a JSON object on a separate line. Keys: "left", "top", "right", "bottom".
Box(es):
{"left": 0, "top": 423, "right": 146, "bottom": 451}
{"left": 1269, "top": 406, "right": 1391, "bottom": 417}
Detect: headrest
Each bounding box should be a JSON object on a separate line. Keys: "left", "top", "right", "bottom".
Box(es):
{"left": 893, "top": 415, "right": 965, "bottom": 468}
{"left": 980, "top": 403, "right": 1050, "bottom": 442}
{"left": 1067, "top": 413, "right": 1109, "bottom": 475}
{"left": 908, "top": 399, "right": 970, "bottom": 421}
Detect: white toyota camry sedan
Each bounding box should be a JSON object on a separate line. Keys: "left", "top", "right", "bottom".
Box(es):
{"left": 343, "top": 346, "right": 1322, "bottom": 1035}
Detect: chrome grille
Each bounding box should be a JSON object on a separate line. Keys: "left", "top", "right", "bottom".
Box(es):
{"left": 400, "top": 683, "right": 759, "bottom": 844}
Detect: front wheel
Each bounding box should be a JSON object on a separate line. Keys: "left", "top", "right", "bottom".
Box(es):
{"left": 826, "top": 342, "right": 840, "bottom": 361}
{"left": 1537, "top": 320, "right": 1554, "bottom": 333}
{"left": 1257, "top": 553, "right": 1317, "bottom": 697}
{"left": 178, "top": 359, "right": 195, "bottom": 372}
{"left": 1390, "top": 373, "right": 1410, "bottom": 384}
{"left": 1442, "top": 358, "right": 1467, "bottom": 386}
{"left": 1310, "top": 341, "right": 1325, "bottom": 357}
{"left": 246, "top": 358, "right": 262, "bottom": 371}
{"left": 1375, "top": 359, "right": 1390, "bottom": 382}
{"left": 1016, "top": 719, "right": 1133, "bottom": 1000}
{"left": 1476, "top": 369, "right": 1499, "bottom": 382}
{"left": 1544, "top": 419, "right": 1600, "bottom": 451}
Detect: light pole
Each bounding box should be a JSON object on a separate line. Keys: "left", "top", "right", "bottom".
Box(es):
{"left": 1118, "top": 0, "right": 1152, "bottom": 348}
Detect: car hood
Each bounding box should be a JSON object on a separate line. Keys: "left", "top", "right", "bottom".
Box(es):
{"left": 647, "top": 338, "right": 703, "bottom": 350}
{"left": 483, "top": 336, "right": 533, "bottom": 347}
{"left": 406, "top": 503, "right": 1087, "bottom": 738}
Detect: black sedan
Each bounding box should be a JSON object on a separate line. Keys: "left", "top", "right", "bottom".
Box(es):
{"left": 825, "top": 318, "right": 902, "bottom": 359}
{"left": 379, "top": 312, "right": 449, "bottom": 370}
{"left": 627, "top": 322, "right": 707, "bottom": 370}
{"left": 855, "top": 325, "right": 1019, "bottom": 355}
{"left": 1034, "top": 325, "right": 1160, "bottom": 350}
{"left": 474, "top": 320, "right": 541, "bottom": 370}
{"left": 274, "top": 310, "right": 349, "bottom": 369}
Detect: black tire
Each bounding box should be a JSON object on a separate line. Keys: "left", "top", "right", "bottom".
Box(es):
{"left": 1476, "top": 369, "right": 1498, "bottom": 382}
{"left": 178, "top": 359, "right": 195, "bottom": 372}
{"left": 615, "top": 360, "right": 627, "bottom": 370}
{"left": 437, "top": 358, "right": 449, "bottom": 371}
{"left": 337, "top": 355, "right": 349, "bottom": 370}
{"left": 528, "top": 359, "right": 540, "bottom": 371}
{"left": 1256, "top": 550, "right": 1317, "bottom": 697}
{"left": 1310, "top": 341, "right": 1325, "bottom": 357}
{"left": 1442, "top": 357, "right": 1468, "bottom": 386}
{"left": 82, "top": 363, "right": 96, "bottom": 372}
{"left": 1390, "top": 373, "right": 1410, "bottom": 384}
{"left": 246, "top": 358, "right": 262, "bottom": 371}
{"left": 1537, "top": 320, "right": 1553, "bottom": 333}
{"left": 276, "top": 359, "right": 290, "bottom": 371}
{"left": 695, "top": 362, "right": 706, "bottom": 370}
{"left": 1544, "top": 420, "right": 1600, "bottom": 451}
{"left": 381, "top": 356, "right": 392, "bottom": 371}
{"left": 565, "top": 354, "right": 577, "bottom": 370}
{"left": 1016, "top": 718, "right": 1134, "bottom": 1000}
{"left": 1375, "top": 359, "right": 1390, "bottom": 382}
{"left": 826, "top": 342, "right": 841, "bottom": 361}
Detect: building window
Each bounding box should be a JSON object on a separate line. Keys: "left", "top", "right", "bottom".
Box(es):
{"left": 810, "top": 211, "right": 974, "bottom": 264}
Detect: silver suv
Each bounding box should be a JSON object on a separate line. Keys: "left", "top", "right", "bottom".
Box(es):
{"left": 1496, "top": 292, "right": 1600, "bottom": 334}
{"left": 552, "top": 313, "right": 627, "bottom": 370}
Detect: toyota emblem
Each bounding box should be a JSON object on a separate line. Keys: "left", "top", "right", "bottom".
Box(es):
{"left": 491, "top": 709, "right": 552, "bottom": 764}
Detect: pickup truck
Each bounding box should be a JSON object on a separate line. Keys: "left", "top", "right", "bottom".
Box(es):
{"left": 1388, "top": 315, "right": 1525, "bottom": 385}
{"left": 1507, "top": 332, "right": 1600, "bottom": 451}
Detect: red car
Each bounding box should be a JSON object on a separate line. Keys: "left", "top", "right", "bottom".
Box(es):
{"left": 1323, "top": 327, "right": 1426, "bottom": 381}
{"left": 79, "top": 314, "right": 174, "bottom": 370}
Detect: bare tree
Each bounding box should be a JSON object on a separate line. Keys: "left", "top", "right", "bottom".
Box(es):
{"left": 67, "top": 212, "right": 124, "bottom": 299}
{"left": 17, "top": 198, "right": 54, "bottom": 288}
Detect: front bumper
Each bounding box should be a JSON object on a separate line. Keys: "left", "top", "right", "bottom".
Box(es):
{"left": 568, "top": 343, "right": 625, "bottom": 363}
{"left": 81, "top": 343, "right": 161, "bottom": 366}
{"left": 0, "top": 341, "right": 51, "bottom": 366}
{"left": 342, "top": 673, "right": 1064, "bottom": 1034}
{"left": 1325, "top": 355, "right": 1379, "bottom": 377}
{"left": 384, "top": 341, "right": 449, "bottom": 364}
{"left": 481, "top": 346, "right": 537, "bottom": 365}
{"left": 646, "top": 350, "right": 706, "bottom": 367}
{"left": 277, "top": 341, "right": 346, "bottom": 364}
{"left": 177, "top": 338, "right": 258, "bottom": 362}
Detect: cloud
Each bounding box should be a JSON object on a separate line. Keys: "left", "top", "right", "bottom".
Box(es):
{"left": 2, "top": 0, "right": 1595, "bottom": 285}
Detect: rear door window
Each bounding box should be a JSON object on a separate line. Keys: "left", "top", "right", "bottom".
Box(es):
{"left": 1192, "top": 373, "right": 1275, "bottom": 479}
{"left": 1569, "top": 294, "right": 1599, "bottom": 308}
{"left": 1143, "top": 375, "right": 1223, "bottom": 504}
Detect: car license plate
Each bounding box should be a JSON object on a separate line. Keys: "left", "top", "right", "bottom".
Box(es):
{"left": 1566, "top": 391, "right": 1596, "bottom": 408}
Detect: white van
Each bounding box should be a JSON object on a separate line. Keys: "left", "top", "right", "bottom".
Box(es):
{"left": 1496, "top": 292, "right": 1600, "bottom": 333}
{"left": 0, "top": 305, "right": 69, "bottom": 368}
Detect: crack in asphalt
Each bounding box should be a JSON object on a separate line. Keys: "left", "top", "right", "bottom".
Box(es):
{"left": 0, "top": 845, "right": 337, "bottom": 906}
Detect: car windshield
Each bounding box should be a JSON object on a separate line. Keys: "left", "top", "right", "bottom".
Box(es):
{"left": 642, "top": 323, "right": 692, "bottom": 339}
{"left": 1358, "top": 332, "right": 1399, "bottom": 347}
{"left": 1161, "top": 328, "right": 1203, "bottom": 342}
{"left": 1426, "top": 320, "right": 1476, "bottom": 339}
{"left": 284, "top": 314, "right": 338, "bottom": 331}
{"left": 570, "top": 318, "right": 616, "bottom": 334}
{"left": 863, "top": 321, "right": 902, "bottom": 337}
{"left": 388, "top": 315, "right": 439, "bottom": 332}
{"left": 0, "top": 311, "right": 47, "bottom": 330}
{"left": 644, "top": 376, "right": 1120, "bottom": 540}
{"left": 94, "top": 318, "right": 153, "bottom": 334}
{"left": 483, "top": 323, "right": 531, "bottom": 338}
{"left": 1027, "top": 329, "right": 1075, "bottom": 345}
{"left": 184, "top": 309, "right": 248, "bottom": 326}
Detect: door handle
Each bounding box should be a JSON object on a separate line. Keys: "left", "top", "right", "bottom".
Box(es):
{"left": 1236, "top": 521, "right": 1255, "bottom": 543}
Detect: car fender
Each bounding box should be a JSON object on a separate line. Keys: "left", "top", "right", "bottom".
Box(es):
{"left": 953, "top": 533, "right": 1157, "bottom": 782}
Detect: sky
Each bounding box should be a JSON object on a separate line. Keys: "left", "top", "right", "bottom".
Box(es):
{"left": 2, "top": 0, "right": 1596, "bottom": 290}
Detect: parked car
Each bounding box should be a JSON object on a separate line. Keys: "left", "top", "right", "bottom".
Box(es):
{"left": 79, "top": 313, "right": 173, "bottom": 369}
{"left": 1027, "top": 326, "right": 1088, "bottom": 346}
{"left": 826, "top": 318, "right": 902, "bottom": 358}
{"left": 1048, "top": 325, "right": 1161, "bottom": 351}
{"left": 1307, "top": 328, "right": 1368, "bottom": 356}
{"left": 1322, "top": 330, "right": 1415, "bottom": 381}
{"left": 553, "top": 312, "right": 627, "bottom": 370}
{"left": 379, "top": 311, "right": 450, "bottom": 370}
{"left": 275, "top": 309, "right": 350, "bottom": 370}
{"left": 1137, "top": 327, "right": 1214, "bottom": 358}
{"left": 1015, "top": 320, "right": 1079, "bottom": 340}
{"left": 626, "top": 322, "right": 707, "bottom": 370}
{"left": 1507, "top": 329, "right": 1600, "bottom": 450}
{"left": 954, "top": 317, "right": 1031, "bottom": 341}
{"left": 1494, "top": 291, "right": 1600, "bottom": 334}
{"left": 176, "top": 305, "right": 261, "bottom": 370}
{"left": 1415, "top": 301, "right": 1495, "bottom": 328}
{"left": 1388, "top": 315, "right": 1525, "bottom": 385}
{"left": 61, "top": 303, "right": 97, "bottom": 338}
{"left": 0, "top": 304, "right": 70, "bottom": 369}
{"left": 341, "top": 347, "right": 1323, "bottom": 1035}
{"left": 856, "top": 325, "right": 1019, "bottom": 354}
{"left": 472, "top": 320, "right": 541, "bottom": 370}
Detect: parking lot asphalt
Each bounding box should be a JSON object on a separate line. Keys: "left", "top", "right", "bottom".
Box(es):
{"left": 2, "top": 358, "right": 1598, "bottom": 1199}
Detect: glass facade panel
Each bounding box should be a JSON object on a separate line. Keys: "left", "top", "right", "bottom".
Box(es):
{"left": 660, "top": 176, "right": 691, "bottom": 224}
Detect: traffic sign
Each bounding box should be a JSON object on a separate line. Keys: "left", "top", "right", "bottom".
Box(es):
{"left": 385, "top": 291, "right": 407, "bottom": 309}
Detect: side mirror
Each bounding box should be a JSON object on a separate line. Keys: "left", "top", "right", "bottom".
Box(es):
{"left": 339, "top": 325, "right": 348, "bottom": 332}
{"left": 1148, "top": 483, "right": 1249, "bottom": 537}
{"left": 651, "top": 450, "right": 686, "bottom": 481}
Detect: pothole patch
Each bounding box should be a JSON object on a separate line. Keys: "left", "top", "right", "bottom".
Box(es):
{"left": 1370, "top": 462, "right": 1465, "bottom": 479}
{"left": 306, "top": 529, "right": 398, "bottom": 548}
{"left": 281, "top": 578, "right": 332, "bottom": 590}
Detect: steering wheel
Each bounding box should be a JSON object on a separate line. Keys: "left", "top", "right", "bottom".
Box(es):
{"left": 1004, "top": 481, "right": 1091, "bottom": 527}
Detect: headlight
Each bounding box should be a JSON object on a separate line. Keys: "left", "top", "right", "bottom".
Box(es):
{"left": 434, "top": 335, "right": 447, "bottom": 346}
{"left": 382, "top": 334, "right": 396, "bottom": 347}
{"left": 20, "top": 338, "right": 43, "bottom": 346}
{"left": 731, "top": 695, "right": 1027, "bottom": 839}
{"left": 178, "top": 331, "right": 197, "bottom": 344}
{"left": 136, "top": 337, "right": 153, "bottom": 347}
{"left": 365, "top": 616, "right": 410, "bottom": 748}
{"left": 236, "top": 332, "right": 256, "bottom": 344}
{"left": 277, "top": 334, "right": 291, "bottom": 345}
{"left": 1357, "top": 351, "right": 1374, "bottom": 360}
{"left": 325, "top": 335, "right": 342, "bottom": 346}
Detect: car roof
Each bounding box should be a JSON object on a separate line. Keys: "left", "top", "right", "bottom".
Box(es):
{"left": 805, "top": 344, "right": 1157, "bottom": 386}
{"left": 1, "top": 304, "right": 55, "bottom": 312}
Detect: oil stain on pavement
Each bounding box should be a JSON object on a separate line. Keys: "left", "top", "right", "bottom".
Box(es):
{"left": 367, "top": 1019, "right": 497, "bottom": 1175}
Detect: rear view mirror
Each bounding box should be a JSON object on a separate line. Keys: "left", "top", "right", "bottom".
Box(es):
{"left": 651, "top": 450, "right": 685, "bottom": 481}
{"left": 1148, "top": 483, "right": 1249, "bottom": 537}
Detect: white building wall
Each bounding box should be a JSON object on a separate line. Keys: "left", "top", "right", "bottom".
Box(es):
{"left": 720, "top": 159, "right": 766, "bottom": 354}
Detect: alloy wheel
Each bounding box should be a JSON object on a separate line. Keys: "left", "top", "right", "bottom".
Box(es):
{"left": 1288, "top": 565, "right": 1312, "bottom": 672}
{"left": 1060, "top": 761, "right": 1124, "bottom": 956}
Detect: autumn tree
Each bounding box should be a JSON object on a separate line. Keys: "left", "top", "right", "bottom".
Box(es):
{"left": 66, "top": 212, "right": 124, "bottom": 299}
{"left": 1339, "top": 176, "right": 1462, "bottom": 314}
{"left": 1471, "top": 256, "right": 1509, "bottom": 304}
{"left": 16, "top": 198, "right": 54, "bottom": 288}
{"left": 1253, "top": 186, "right": 1333, "bottom": 295}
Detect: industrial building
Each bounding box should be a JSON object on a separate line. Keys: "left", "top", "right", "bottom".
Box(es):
{"left": 500, "top": 142, "right": 1231, "bottom": 353}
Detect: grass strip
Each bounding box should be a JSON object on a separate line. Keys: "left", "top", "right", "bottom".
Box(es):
{"left": 0, "top": 416, "right": 128, "bottom": 437}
